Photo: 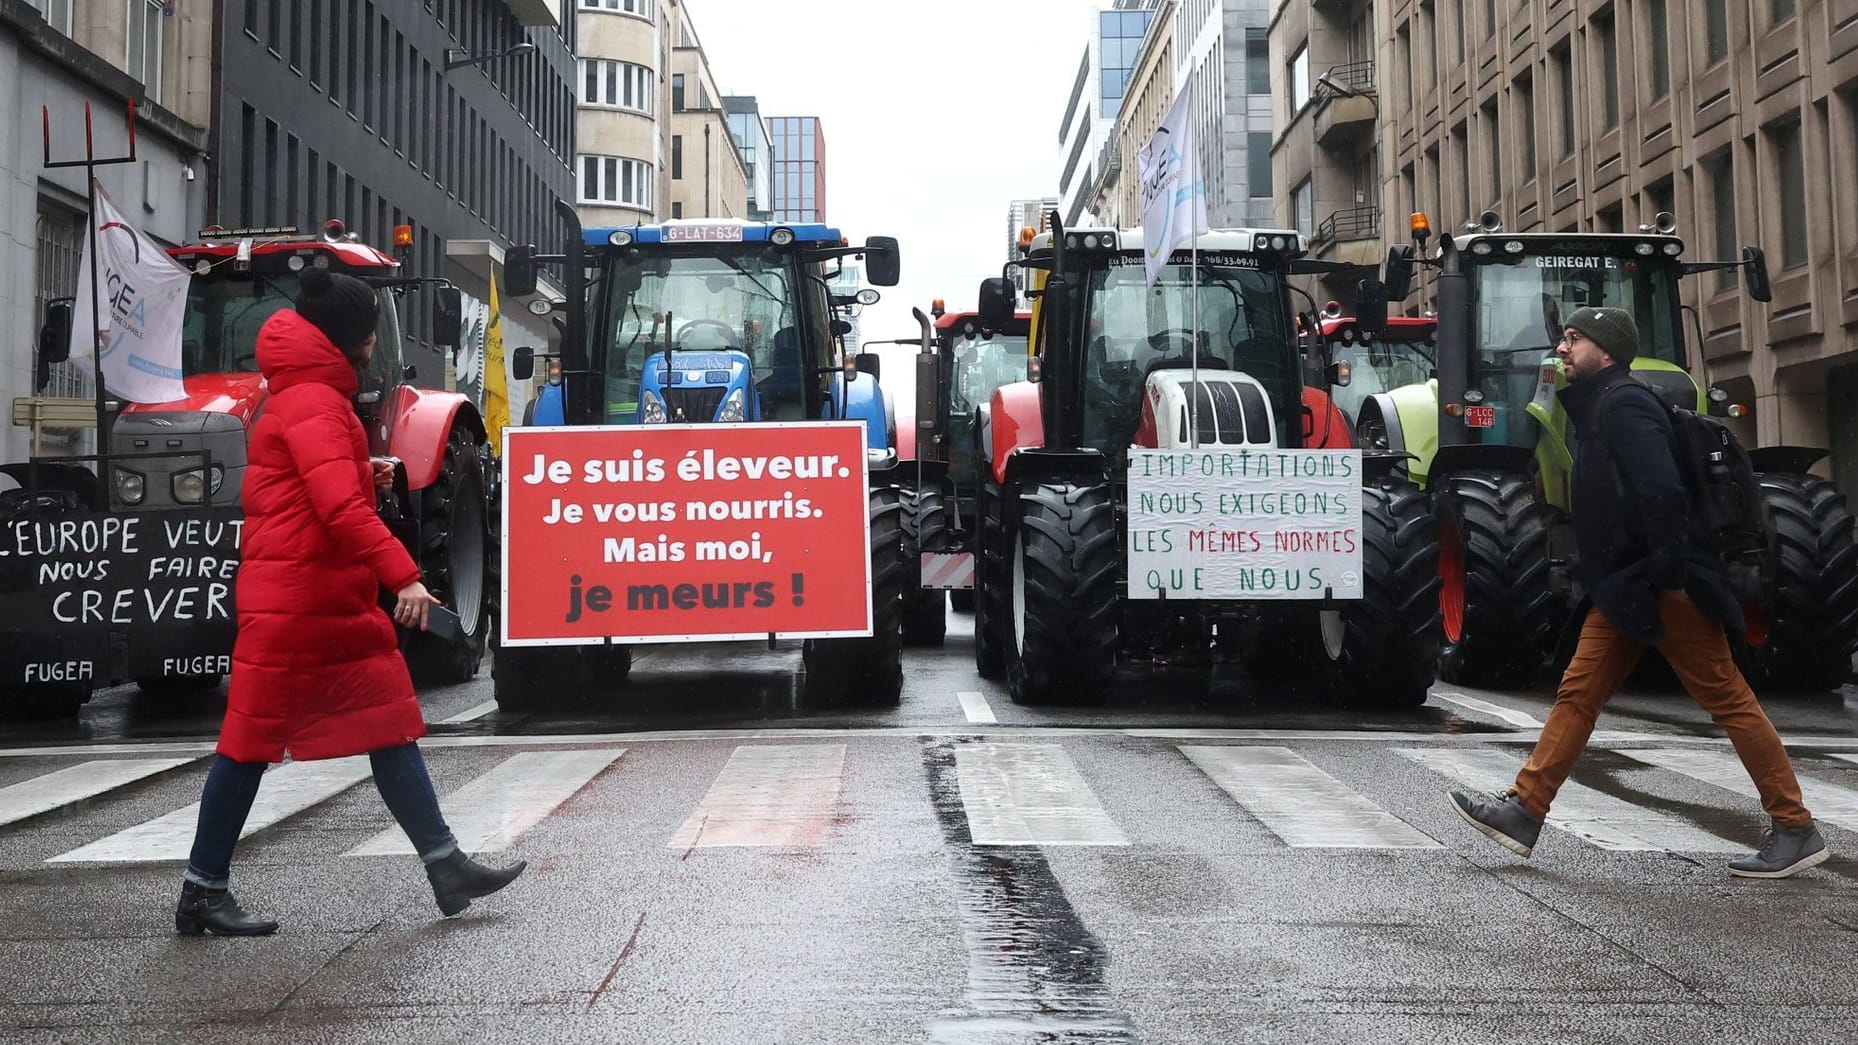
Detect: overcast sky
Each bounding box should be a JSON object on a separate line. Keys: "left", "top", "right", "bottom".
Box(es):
{"left": 690, "top": 0, "right": 1110, "bottom": 346}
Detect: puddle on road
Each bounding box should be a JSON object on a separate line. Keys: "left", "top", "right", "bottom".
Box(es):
{"left": 920, "top": 739, "right": 1138, "bottom": 1045}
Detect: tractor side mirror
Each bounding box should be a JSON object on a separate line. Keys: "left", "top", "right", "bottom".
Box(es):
{"left": 1383, "top": 246, "right": 1416, "bottom": 302}
{"left": 854, "top": 352, "right": 881, "bottom": 381}
{"left": 1354, "top": 279, "right": 1388, "bottom": 335}
{"left": 504, "top": 245, "right": 539, "bottom": 297}
{"left": 511, "top": 346, "right": 536, "bottom": 382}
{"left": 976, "top": 277, "right": 1014, "bottom": 330}
{"left": 38, "top": 300, "right": 73, "bottom": 365}
{"left": 863, "top": 236, "right": 901, "bottom": 286}
{"left": 1742, "top": 246, "right": 1772, "bottom": 303}
{"left": 432, "top": 286, "right": 463, "bottom": 349}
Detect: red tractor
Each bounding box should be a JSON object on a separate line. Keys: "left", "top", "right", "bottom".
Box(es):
{"left": 3, "top": 220, "right": 491, "bottom": 716}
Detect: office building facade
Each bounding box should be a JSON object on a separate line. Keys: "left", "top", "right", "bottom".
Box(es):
{"left": 724, "top": 95, "right": 775, "bottom": 220}
{"left": 768, "top": 115, "right": 826, "bottom": 223}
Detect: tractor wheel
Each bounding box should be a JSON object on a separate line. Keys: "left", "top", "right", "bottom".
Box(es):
{"left": 949, "top": 590, "right": 976, "bottom": 613}
{"left": 1434, "top": 469, "right": 1557, "bottom": 688}
{"left": 1320, "top": 478, "right": 1441, "bottom": 709}
{"left": 405, "top": 431, "right": 493, "bottom": 686}
{"left": 0, "top": 683, "right": 90, "bottom": 721}
{"left": 1003, "top": 482, "right": 1119, "bottom": 706}
{"left": 1738, "top": 473, "right": 1858, "bottom": 692}
{"left": 492, "top": 645, "right": 625, "bottom": 712}
{"left": 973, "top": 476, "right": 1007, "bottom": 678}
{"left": 804, "top": 484, "right": 904, "bottom": 707}
{"left": 900, "top": 483, "right": 949, "bottom": 646}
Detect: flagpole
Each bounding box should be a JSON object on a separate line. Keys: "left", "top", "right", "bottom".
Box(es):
{"left": 1190, "top": 232, "right": 1200, "bottom": 451}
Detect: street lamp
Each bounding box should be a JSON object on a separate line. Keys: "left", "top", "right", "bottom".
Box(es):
{"left": 444, "top": 41, "right": 536, "bottom": 71}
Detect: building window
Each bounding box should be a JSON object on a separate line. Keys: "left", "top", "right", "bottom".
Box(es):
{"left": 1771, "top": 0, "right": 1795, "bottom": 25}
{"left": 672, "top": 74, "right": 685, "bottom": 112}
{"left": 125, "top": 0, "right": 164, "bottom": 102}
{"left": 1553, "top": 45, "right": 1574, "bottom": 159}
{"left": 1703, "top": 151, "right": 1736, "bottom": 291}
{"left": 1517, "top": 75, "right": 1537, "bottom": 174}
{"left": 1289, "top": 44, "right": 1310, "bottom": 115}
{"left": 1647, "top": 0, "right": 1669, "bottom": 101}
{"left": 1245, "top": 29, "right": 1269, "bottom": 95}
{"left": 30, "top": 0, "right": 73, "bottom": 34}
{"left": 672, "top": 202, "right": 682, "bottom": 218}
{"left": 579, "top": 154, "right": 654, "bottom": 210}
{"left": 1482, "top": 103, "right": 1501, "bottom": 202}
{"left": 580, "top": 0, "right": 652, "bottom": 17}
{"left": 1771, "top": 121, "right": 1807, "bottom": 269}
{"left": 579, "top": 60, "right": 652, "bottom": 114}
{"left": 1292, "top": 178, "right": 1313, "bottom": 238}
{"left": 1247, "top": 132, "right": 1272, "bottom": 197}
{"left": 1596, "top": 13, "right": 1619, "bottom": 130}
{"left": 1485, "top": 0, "right": 1496, "bottom": 39}
{"left": 1452, "top": 0, "right": 1466, "bottom": 63}
{"left": 671, "top": 135, "right": 683, "bottom": 179}
{"left": 1704, "top": 0, "right": 1729, "bottom": 65}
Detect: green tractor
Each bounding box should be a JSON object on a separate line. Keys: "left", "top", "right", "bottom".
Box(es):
{"left": 1366, "top": 211, "right": 1858, "bottom": 690}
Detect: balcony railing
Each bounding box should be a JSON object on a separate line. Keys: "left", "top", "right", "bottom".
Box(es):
{"left": 1310, "top": 205, "right": 1381, "bottom": 253}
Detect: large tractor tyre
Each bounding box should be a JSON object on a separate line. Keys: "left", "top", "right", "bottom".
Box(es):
{"left": 1738, "top": 473, "right": 1858, "bottom": 692}
{"left": 491, "top": 645, "right": 620, "bottom": 712}
{"left": 949, "top": 589, "right": 976, "bottom": 613}
{"left": 1320, "top": 479, "right": 1441, "bottom": 709}
{"left": 1003, "top": 482, "right": 1120, "bottom": 706}
{"left": 899, "top": 483, "right": 949, "bottom": 646}
{"left": 1435, "top": 469, "right": 1558, "bottom": 688}
{"left": 0, "top": 683, "right": 91, "bottom": 721}
{"left": 973, "top": 476, "right": 1008, "bottom": 678}
{"left": 405, "top": 431, "right": 494, "bottom": 687}
{"left": 804, "top": 485, "right": 905, "bottom": 707}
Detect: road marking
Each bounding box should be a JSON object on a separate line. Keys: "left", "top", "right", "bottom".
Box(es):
{"left": 955, "top": 743, "right": 1127, "bottom": 846}
{"left": 1431, "top": 690, "right": 1543, "bottom": 729}
{"left": 439, "top": 700, "right": 500, "bottom": 724}
{"left": 667, "top": 744, "right": 846, "bottom": 849}
{"left": 1182, "top": 746, "right": 1439, "bottom": 848}
{"left": 1622, "top": 747, "right": 1858, "bottom": 832}
{"left": 1832, "top": 753, "right": 1858, "bottom": 768}
{"left": 956, "top": 690, "right": 997, "bottom": 725}
{"left": 1401, "top": 747, "right": 1741, "bottom": 852}
{"left": 349, "top": 749, "right": 623, "bottom": 856}
{"left": 48, "top": 756, "right": 374, "bottom": 864}
{"left": 0, "top": 758, "right": 197, "bottom": 828}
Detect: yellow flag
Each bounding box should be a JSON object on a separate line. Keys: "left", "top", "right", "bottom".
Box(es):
{"left": 484, "top": 272, "right": 509, "bottom": 451}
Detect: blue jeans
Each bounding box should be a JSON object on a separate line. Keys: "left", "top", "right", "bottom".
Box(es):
{"left": 183, "top": 743, "right": 458, "bottom": 889}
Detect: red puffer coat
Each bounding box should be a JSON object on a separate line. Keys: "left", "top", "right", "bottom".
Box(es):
{"left": 219, "top": 309, "right": 426, "bottom": 763}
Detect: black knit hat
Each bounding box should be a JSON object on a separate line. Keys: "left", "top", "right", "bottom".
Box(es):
{"left": 1564, "top": 306, "right": 1638, "bottom": 364}
{"left": 295, "top": 266, "right": 380, "bottom": 357}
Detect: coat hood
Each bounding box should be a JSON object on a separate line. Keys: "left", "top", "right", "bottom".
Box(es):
{"left": 256, "top": 309, "right": 360, "bottom": 398}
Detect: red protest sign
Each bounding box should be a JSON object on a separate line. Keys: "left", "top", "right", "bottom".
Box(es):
{"left": 500, "top": 422, "right": 871, "bottom": 644}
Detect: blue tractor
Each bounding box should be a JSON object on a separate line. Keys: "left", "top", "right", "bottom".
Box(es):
{"left": 497, "top": 203, "right": 904, "bottom": 709}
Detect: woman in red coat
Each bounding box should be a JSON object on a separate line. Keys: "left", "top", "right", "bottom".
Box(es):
{"left": 175, "top": 267, "right": 523, "bottom": 935}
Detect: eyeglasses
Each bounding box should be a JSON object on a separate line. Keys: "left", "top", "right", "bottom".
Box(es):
{"left": 1557, "top": 331, "right": 1587, "bottom": 346}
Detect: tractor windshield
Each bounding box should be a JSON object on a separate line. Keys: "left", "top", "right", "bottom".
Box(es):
{"left": 944, "top": 321, "right": 1029, "bottom": 490}
{"left": 1328, "top": 328, "right": 1436, "bottom": 425}
{"left": 1467, "top": 249, "right": 1681, "bottom": 447}
{"left": 590, "top": 250, "right": 813, "bottom": 423}
{"left": 1082, "top": 256, "right": 1293, "bottom": 453}
{"left": 180, "top": 272, "right": 303, "bottom": 375}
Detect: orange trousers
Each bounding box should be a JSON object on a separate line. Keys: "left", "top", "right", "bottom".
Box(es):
{"left": 1512, "top": 591, "right": 1811, "bottom": 827}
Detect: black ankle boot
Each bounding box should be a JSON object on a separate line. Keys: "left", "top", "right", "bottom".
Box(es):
{"left": 175, "top": 880, "right": 279, "bottom": 936}
{"left": 426, "top": 851, "right": 527, "bottom": 917}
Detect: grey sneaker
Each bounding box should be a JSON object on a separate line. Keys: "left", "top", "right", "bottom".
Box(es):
{"left": 1728, "top": 821, "right": 1830, "bottom": 879}
{"left": 1449, "top": 789, "right": 1543, "bottom": 858}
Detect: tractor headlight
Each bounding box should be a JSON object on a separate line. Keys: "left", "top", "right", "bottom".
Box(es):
{"left": 770, "top": 227, "right": 796, "bottom": 246}
{"left": 717, "top": 387, "right": 746, "bottom": 423}
{"left": 116, "top": 469, "right": 146, "bottom": 505}
{"left": 641, "top": 390, "right": 668, "bottom": 424}
{"left": 171, "top": 466, "right": 224, "bottom": 504}
{"left": 607, "top": 230, "right": 634, "bottom": 247}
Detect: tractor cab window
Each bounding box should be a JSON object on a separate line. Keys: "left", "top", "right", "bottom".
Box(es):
{"left": 1328, "top": 332, "right": 1436, "bottom": 424}
{"left": 180, "top": 271, "right": 302, "bottom": 375}
{"left": 1081, "top": 256, "right": 1292, "bottom": 453}
{"left": 359, "top": 285, "right": 403, "bottom": 397}
{"left": 1471, "top": 249, "right": 1681, "bottom": 447}
{"left": 593, "top": 250, "right": 803, "bottom": 422}
{"left": 949, "top": 329, "right": 1028, "bottom": 415}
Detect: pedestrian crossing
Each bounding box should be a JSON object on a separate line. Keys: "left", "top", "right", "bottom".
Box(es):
{"left": 4, "top": 737, "right": 1858, "bottom": 867}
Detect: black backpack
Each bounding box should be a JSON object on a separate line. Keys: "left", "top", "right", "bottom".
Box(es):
{"left": 1664, "top": 403, "right": 1767, "bottom": 560}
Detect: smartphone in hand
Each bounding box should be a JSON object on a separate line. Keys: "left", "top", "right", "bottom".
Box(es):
{"left": 422, "top": 604, "right": 462, "bottom": 641}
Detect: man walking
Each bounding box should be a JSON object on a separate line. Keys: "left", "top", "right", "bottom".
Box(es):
{"left": 1448, "top": 307, "right": 1830, "bottom": 878}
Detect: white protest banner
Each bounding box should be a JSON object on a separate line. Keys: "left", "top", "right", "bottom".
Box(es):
{"left": 1126, "top": 448, "right": 1363, "bottom": 600}
{"left": 68, "top": 181, "right": 190, "bottom": 404}
{"left": 1137, "top": 77, "right": 1210, "bottom": 288}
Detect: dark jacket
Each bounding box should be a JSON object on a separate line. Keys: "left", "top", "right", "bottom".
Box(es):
{"left": 220, "top": 309, "right": 427, "bottom": 763}
{"left": 1559, "top": 364, "right": 1744, "bottom": 644}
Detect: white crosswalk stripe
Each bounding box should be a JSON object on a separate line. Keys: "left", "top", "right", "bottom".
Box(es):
{"left": 0, "top": 758, "right": 199, "bottom": 828}
{"left": 48, "top": 756, "right": 375, "bottom": 864}
{"left": 1183, "top": 746, "right": 1440, "bottom": 848}
{"left": 1399, "top": 747, "right": 1742, "bottom": 852}
{"left": 954, "top": 743, "right": 1127, "bottom": 846}
{"left": 668, "top": 744, "right": 846, "bottom": 849}
{"left": 1621, "top": 748, "right": 1858, "bottom": 832}
{"left": 1829, "top": 753, "right": 1858, "bottom": 769}
{"left": 349, "top": 749, "right": 624, "bottom": 857}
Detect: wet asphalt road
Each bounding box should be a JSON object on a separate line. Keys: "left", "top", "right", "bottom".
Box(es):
{"left": 3, "top": 613, "right": 1858, "bottom": 1043}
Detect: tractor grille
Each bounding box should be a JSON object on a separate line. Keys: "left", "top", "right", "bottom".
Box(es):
{"left": 1184, "top": 381, "right": 1271, "bottom": 445}
{"left": 664, "top": 386, "right": 728, "bottom": 423}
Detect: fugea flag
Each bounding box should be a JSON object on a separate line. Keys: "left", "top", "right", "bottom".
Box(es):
{"left": 1138, "top": 77, "right": 1210, "bottom": 288}
{"left": 68, "top": 181, "right": 190, "bottom": 404}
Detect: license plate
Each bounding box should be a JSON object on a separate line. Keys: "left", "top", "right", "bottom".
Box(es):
{"left": 1465, "top": 405, "right": 1497, "bottom": 429}
{"left": 663, "top": 223, "right": 744, "bottom": 243}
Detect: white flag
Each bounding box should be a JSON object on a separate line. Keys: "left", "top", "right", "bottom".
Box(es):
{"left": 1137, "top": 78, "right": 1210, "bottom": 288}
{"left": 68, "top": 182, "right": 190, "bottom": 404}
